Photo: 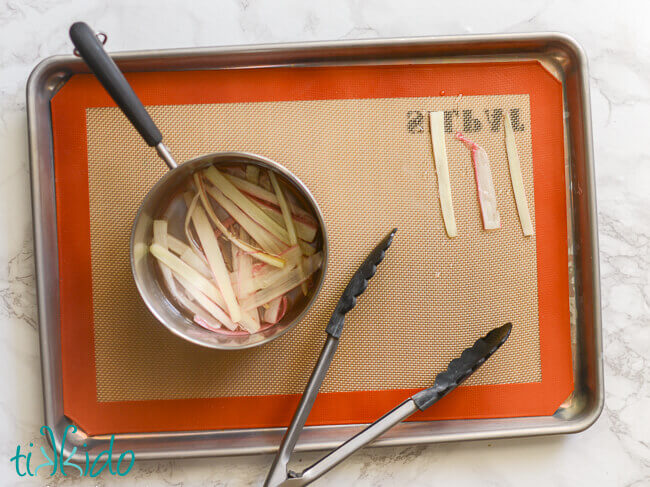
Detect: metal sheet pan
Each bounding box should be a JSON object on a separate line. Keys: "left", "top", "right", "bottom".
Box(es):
{"left": 27, "top": 32, "right": 602, "bottom": 461}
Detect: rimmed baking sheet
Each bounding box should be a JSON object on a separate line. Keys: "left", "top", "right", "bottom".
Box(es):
{"left": 27, "top": 33, "right": 601, "bottom": 460}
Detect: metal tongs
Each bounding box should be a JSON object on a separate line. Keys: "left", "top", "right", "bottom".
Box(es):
{"left": 264, "top": 229, "right": 512, "bottom": 486}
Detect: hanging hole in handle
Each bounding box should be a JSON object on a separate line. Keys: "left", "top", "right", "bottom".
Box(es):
{"left": 73, "top": 31, "right": 108, "bottom": 57}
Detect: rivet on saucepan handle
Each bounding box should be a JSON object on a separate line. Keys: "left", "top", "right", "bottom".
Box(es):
{"left": 73, "top": 31, "right": 106, "bottom": 57}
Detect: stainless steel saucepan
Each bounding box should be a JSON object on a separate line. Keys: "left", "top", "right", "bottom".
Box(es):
{"left": 69, "top": 22, "right": 328, "bottom": 350}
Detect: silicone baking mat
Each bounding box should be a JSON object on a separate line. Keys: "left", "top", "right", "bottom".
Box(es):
{"left": 51, "top": 62, "right": 573, "bottom": 435}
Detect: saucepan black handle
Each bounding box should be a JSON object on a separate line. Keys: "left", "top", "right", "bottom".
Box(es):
{"left": 69, "top": 22, "right": 162, "bottom": 147}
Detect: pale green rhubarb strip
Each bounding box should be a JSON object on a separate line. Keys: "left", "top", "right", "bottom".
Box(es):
{"left": 152, "top": 220, "right": 178, "bottom": 294}
{"left": 270, "top": 170, "right": 308, "bottom": 295}
{"left": 225, "top": 173, "right": 317, "bottom": 226}
{"left": 247, "top": 252, "right": 323, "bottom": 292}
{"left": 166, "top": 228, "right": 212, "bottom": 277}
{"left": 203, "top": 167, "right": 291, "bottom": 245}
{"left": 246, "top": 164, "right": 260, "bottom": 184}
{"left": 167, "top": 233, "right": 192, "bottom": 256}
{"left": 258, "top": 204, "right": 317, "bottom": 242}
{"left": 235, "top": 230, "right": 253, "bottom": 298}
{"left": 183, "top": 192, "right": 204, "bottom": 257}
{"left": 205, "top": 184, "right": 286, "bottom": 256}
{"left": 299, "top": 240, "right": 316, "bottom": 256}
{"left": 270, "top": 171, "right": 298, "bottom": 244}
{"left": 177, "top": 270, "right": 259, "bottom": 333}
{"left": 238, "top": 250, "right": 320, "bottom": 295}
{"left": 505, "top": 112, "right": 534, "bottom": 236}
{"left": 222, "top": 172, "right": 318, "bottom": 256}
{"left": 150, "top": 243, "right": 224, "bottom": 305}
{"left": 252, "top": 246, "right": 302, "bottom": 278}
{"left": 194, "top": 174, "right": 286, "bottom": 268}
{"left": 152, "top": 242, "right": 259, "bottom": 332}
{"left": 240, "top": 271, "right": 304, "bottom": 310}
{"left": 186, "top": 197, "right": 242, "bottom": 323}
{"left": 241, "top": 252, "right": 323, "bottom": 311}
{"left": 175, "top": 274, "right": 238, "bottom": 331}
{"left": 429, "top": 111, "right": 457, "bottom": 238}
{"left": 180, "top": 248, "right": 211, "bottom": 278}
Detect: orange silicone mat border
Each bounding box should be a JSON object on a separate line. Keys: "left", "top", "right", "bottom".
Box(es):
{"left": 51, "top": 61, "right": 573, "bottom": 435}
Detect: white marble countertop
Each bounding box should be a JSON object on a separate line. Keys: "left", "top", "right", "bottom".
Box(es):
{"left": 1, "top": 0, "right": 648, "bottom": 485}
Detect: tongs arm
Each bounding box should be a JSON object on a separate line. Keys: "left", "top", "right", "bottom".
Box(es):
{"left": 280, "top": 399, "right": 418, "bottom": 486}
{"left": 264, "top": 224, "right": 512, "bottom": 487}
{"left": 264, "top": 335, "right": 339, "bottom": 487}
{"left": 264, "top": 229, "right": 397, "bottom": 487}
{"left": 277, "top": 322, "right": 513, "bottom": 486}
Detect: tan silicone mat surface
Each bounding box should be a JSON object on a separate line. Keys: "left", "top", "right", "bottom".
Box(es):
{"left": 86, "top": 94, "right": 539, "bottom": 402}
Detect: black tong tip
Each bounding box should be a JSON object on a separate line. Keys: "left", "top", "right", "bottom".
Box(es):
{"left": 325, "top": 228, "right": 397, "bottom": 338}
{"left": 412, "top": 322, "right": 512, "bottom": 411}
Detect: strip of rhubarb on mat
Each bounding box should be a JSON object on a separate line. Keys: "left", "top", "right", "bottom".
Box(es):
{"left": 429, "top": 111, "right": 457, "bottom": 238}
{"left": 505, "top": 112, "right": 534, "bottom": 236}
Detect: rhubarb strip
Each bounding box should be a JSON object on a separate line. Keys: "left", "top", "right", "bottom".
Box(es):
{"left": 252, "top": 246, "right": 302, "bottom": 278}
{"left": 194, "top": 314, "right": 224, "bottom": 332}
{"left": 206, "top": 185, "right": 286, "bottom": 256}
{"left": 180, "top": 248, "right": 211, "bottom": 278}
{"left": 226, "top": 173, "right": 316, "bottom": 224}
{"left": 505, "top": 112, "right": 534, "bottom": 236}
{"left": 299, "top": 240, "right": 316, "bottom": 256}
{"left": 263, "top": 297, "right": 284, "bottom": 324}
{"left": 194, "top": 176, "right": 286, "bottom": 268}
{"left": 183, "top": 192, "right": 203, "bottom": 256}
{"left": 175, "top": 274, "right": 238, "bottom": 330}
{"left": 241, "top": 253, "right": 323, "bottom": 310}
{"left": 187, "top": 201, "right": 242, "bottom": 322}
{"left": 150, "top": 244, "right": 223, "bottom": 305}
{"left": 270, "top": 171, "right": 308, "bottom": 295}
{"left": 429, "top": 111, "right": 457, "bottom": 238}
{"left": 258, "top": 204, "right": 317, "bottom": 242}
{"left": 167, "top": 234, "right": 192, "bottom": 256}
{"left": 246, "top": 164, "right": 260, "bottom": 184}
{"left": 203, "top": 167, "right": 291, "bottom": 245}
{"left": 239, "top": 308, "right": 261, "bottom": 333}
{"left": 456, "top": 132, "right": 501, "bottom": 230}
{"left": 152, "top": 220, "right": 177, "bottom": 294}
{"left": 251, "top": 252, "right": 322, "bottom": 291}
{"left": 270, "top": 171, "right": 298, "bottom": 245}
